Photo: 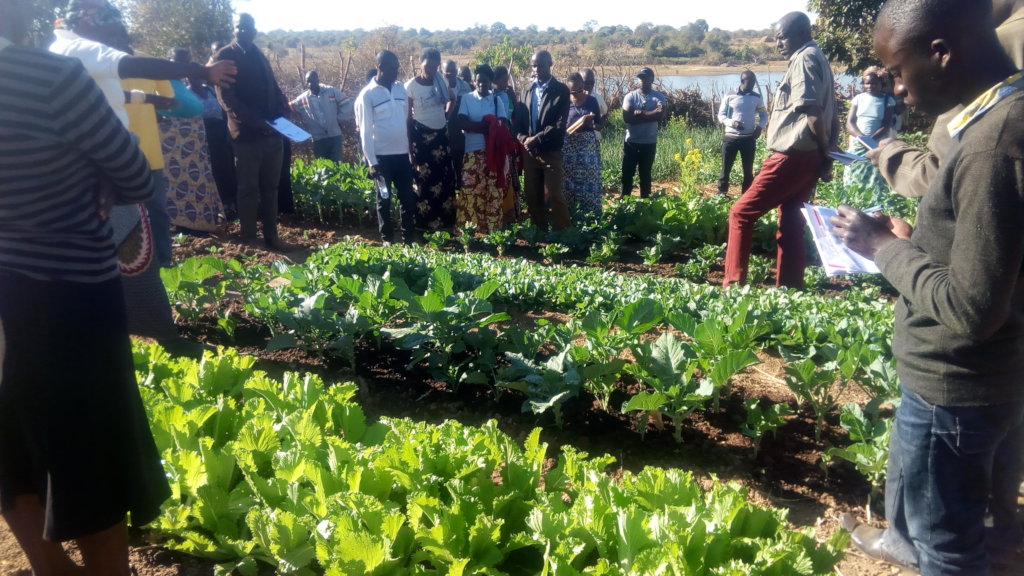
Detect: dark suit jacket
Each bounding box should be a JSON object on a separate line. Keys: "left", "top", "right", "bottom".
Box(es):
{"left": 515, "top": 77, "right": 570, "bottom": 154}
{"left": 213, "top": 41, "right": 288, "bottom": 141}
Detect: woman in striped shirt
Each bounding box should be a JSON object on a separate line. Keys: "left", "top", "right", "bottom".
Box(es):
{"left": 0, "top": 2, "right": 171, "bottom": 573}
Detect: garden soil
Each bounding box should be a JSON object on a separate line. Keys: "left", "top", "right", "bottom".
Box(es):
{"left": 1, "top": 198, "right": 1020, "bottom": 576}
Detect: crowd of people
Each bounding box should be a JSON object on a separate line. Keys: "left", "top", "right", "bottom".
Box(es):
{"left": 2, "top": 0, "right": 1024, "bottom": 575}
{"left": 353, "top": 48, "right": 623, "bottom": 241}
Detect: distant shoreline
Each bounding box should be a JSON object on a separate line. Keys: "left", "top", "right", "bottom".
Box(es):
{"left": 654, "top": 61, "right": 791, "bottom": 76}
{"left": 585, "top": 61, "right": 804, "bottom": 78}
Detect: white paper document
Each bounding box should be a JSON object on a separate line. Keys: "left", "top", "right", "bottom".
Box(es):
{"left": 857, "top": 135, "right": 879, "bottom": 149}
{"left": 801, "top": 203, "right": 880, "bottom": 275}
{"left": 266, "top": 117, "right": 312, "bottom": 142}
{"left": 828, "top": 150, "right": 867, "bottom": 166}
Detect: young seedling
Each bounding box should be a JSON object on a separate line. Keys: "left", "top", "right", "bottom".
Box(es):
{"left": 783, "top": 358, "right": 844, "bottom": 442}
{"left": 483, "top": 227, "right": 515, "bottom": 256}
{"left": 457, "top": 223, "right": 477, "bottom": 253}
{"left": 741, "top": 398, "right": 793, "bottom": 458}
{"left": 623, "top": 332, "right": 713, "bottom": 443}
{"left": 518, "top": 220, "right": 541, "bottom": 247}
{"left": 538, "top": 242, "right": 569, "bottom": 264}
{"left": 823, "top": 400, "right": 891, "bottom": 522}
{"left": 424, "top": 230, "right": 451, "bottom": 252}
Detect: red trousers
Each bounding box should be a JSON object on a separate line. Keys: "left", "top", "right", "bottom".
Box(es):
{"left": 723, "top": 151, "right": 823, "bottom": 289}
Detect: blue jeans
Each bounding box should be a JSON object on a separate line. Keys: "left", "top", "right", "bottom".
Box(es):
{"left": 882, "top": 385, "right": 1024, "bottom": 575}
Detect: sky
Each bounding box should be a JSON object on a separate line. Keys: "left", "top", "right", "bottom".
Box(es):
{"left": 233, "top": 0, "right": 814, "bottom": 34}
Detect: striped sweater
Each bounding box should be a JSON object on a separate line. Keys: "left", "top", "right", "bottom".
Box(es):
{"left": 0, "top": 44, "right": 152, "bottom": 283}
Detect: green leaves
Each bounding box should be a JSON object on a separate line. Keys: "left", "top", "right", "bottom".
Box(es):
{"left": 784, "top": 359, "right": 844, "bottom": 442}
{"left": 289, "top": 158, "right": 375, "bottom": 225}
{"left": 137, "top": 343, "right": 844, "bottom": 576}
{"left": 741, "top": 399, "right": 794, "bottom": 458}
{"left": 625, "top": 333, "right": 710, "bottom": 443}
{"left": 615, "top": 298, "right": 663, "bottom": 335}
{"left": 497, "top": 350, "right": 581, "bottom": 428}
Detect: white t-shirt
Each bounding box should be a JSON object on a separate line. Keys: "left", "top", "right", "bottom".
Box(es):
{"left": 457, "top": 91, "right": 507, "bottom": 153}
{"left": 50, "top": 29, "right": 128, "bottom": 127}
{"left": 405, "top": 74, "right": 449, "bottom": 130}
{"left": 850, "top": 92, "right": 895, "bottom": 137}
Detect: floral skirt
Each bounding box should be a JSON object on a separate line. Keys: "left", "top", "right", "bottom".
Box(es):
{"left": 159, "top": 116, "right": 223, "bottom": 231}
{"left": 843, "top": 139, "right": 890, "bottom": 201}
{"left": 457, "top": 151, "right": 505, "bottom": 234}
{"left": 563, "top": 130, "right": 603, "bottom": 216}
{"left": 410, "top": 121, "right": 457, "bottom": 231}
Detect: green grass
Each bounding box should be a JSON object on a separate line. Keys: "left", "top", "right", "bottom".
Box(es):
{"left": 599, "top": 116, "right": 768, "bottom": 192}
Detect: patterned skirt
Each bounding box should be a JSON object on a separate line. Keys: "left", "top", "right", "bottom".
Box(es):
{"left": 843, "top": 138, "right": 890, "bottom": 201}
{"left": 563, "top": 130, "right": 603, "bottom": 216}
{"left": 159, "top": 116, "right": 224, "bottom": 232}
{"left": 457, "top": 150, "right": 504, "bottom": 234}
{"left": 410, "top": 121, "right": 457, "bottom": 231}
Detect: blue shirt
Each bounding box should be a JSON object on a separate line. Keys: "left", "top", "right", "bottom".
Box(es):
{"left": 623, "top": 89, "right": 665, "bottom": 144}
{"left": 531, "top": 79, "right": 550, "bottom": 135}
{"left": 850, "top": 92, "right": 895, "bottom": 137}
{"left": 568, "top": 95, "right": 602, "bottom": 132}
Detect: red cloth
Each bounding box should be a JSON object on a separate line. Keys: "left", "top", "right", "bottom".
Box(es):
{"left": 482, "top": 114, "right": 522, "bottom": 189}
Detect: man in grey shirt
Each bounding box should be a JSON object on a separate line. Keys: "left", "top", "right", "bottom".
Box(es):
{"left": 290, "top": 70, "right": 353, "bottom": 162}
{"left": 620, "top": 67, "right": 665, "bottom": 199}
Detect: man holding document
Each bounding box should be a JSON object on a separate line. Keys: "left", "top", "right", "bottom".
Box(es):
{"left": 214, "top": 13, "right": 294, "bottom": 251}
{"left": 832, "top": 0, "right": 1024, "bottom": 573}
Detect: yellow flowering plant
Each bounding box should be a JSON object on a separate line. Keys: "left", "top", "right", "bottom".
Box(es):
{"left": 673, "top": 137, "right": 705, "bottom": 194}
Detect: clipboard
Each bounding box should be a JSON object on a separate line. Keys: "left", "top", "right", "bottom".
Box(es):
{"left": 266, "top": 117, "right": 312, "bottom": 142}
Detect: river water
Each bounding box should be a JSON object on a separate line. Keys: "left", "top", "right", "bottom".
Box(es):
{"left": 651, "top": 72, "right": 858, "bottom": 98}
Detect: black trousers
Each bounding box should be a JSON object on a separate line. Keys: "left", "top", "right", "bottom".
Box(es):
{"left": 375, "top": 154, "right": 416, "bottom": 243}
{"left": 621, "top": 141, "right": 657, "bottom": 198}
{"left": 233, "top": 136, "right": 282, "bottom": 241}
{"left": 203, "top": 118, "right": 237, "bottom": 209}
{"left": 718, "top": 134, "right": 757, "bottom": 193}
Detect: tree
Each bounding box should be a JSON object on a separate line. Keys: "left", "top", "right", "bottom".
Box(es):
{"left": 702, "top": 29, "right": 731, "bottom": 57}
{"left": 473, "top": 36, "right": 532, "bottom": 86}
{"left": 808, "top": 0, "right": 885, "bottom": 74}
{"left": 28, "top": 0, "right": 66, "bottom": 48}
{"left": 114, "top": 0, "right": 233, "bottom": 62}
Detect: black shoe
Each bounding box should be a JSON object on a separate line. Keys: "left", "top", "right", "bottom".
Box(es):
{"left": 840, "top": 514, "right": 919, "bottom": 573}
{"left": 265, "top": 238, "right": 297, "bottom": 252}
